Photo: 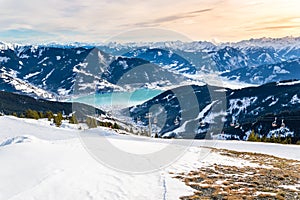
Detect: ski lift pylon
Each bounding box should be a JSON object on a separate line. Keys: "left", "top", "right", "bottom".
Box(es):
{"left": 281, "top": 119, "right": 285, "bottom": 128}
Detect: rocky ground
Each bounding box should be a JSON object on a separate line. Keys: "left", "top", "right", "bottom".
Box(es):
{"left": 173, "top": 147, "right": 300, "bottom": 200}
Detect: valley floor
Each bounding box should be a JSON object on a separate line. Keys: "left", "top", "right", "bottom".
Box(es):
{"left": 0, "top": 116, "right": 299, "bottom": 200}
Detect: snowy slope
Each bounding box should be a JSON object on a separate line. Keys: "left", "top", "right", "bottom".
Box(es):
{"left": 0, "top": 116, "right": 193, "bottom": 200}
{"left": 1, "top": 116, "right": 300, "bottom": 200}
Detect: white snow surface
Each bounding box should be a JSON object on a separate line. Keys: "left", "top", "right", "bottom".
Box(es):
{"left": 0, "top": 116, "right": 300, "bottom": 200}
{"left": 277, "top": 80, "right": 300, "bottom": 86}
{"left": 0, "top": 69, "right": 56, "bottom": 100}
{"left": 23, "top": 71, "right": 42, "bottom": 80}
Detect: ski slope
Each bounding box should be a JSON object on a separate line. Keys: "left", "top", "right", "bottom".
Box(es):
{"left": 0, "top": 116, "right": 299, "bottom": 200}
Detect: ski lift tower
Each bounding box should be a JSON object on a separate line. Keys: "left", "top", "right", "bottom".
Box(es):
{"left": 145, "top": 112, "right": 153, "bottom": 137}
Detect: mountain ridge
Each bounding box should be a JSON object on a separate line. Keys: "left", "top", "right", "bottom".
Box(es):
{"left": 128, "top": 80, "right": 300, "bottom": 141}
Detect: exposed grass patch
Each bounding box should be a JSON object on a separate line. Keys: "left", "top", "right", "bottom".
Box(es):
{"left": 174, "top": 148, "right": 300, "bottom": 200}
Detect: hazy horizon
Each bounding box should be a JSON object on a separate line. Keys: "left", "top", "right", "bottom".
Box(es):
{"left": 1, "top": 35, "right": 300, "bottom": 46}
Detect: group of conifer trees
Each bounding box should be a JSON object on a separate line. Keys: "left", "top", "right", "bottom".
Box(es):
{"left": 247, "top": 130, "right": 300, "bottom": 145}
{"left": 85, "top": 116, "right": 119, "bottom": 129}
{"left": 8, "top": 109, "right": 120, "bottom": 130}
{"left": 10, "top": 109, "right": 77, "bottom": 127}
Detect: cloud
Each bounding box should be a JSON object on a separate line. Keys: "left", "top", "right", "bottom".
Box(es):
{"left": 126, "top": 8, "right": 213, "bottom": 27}
{"left": 244, "top": 17, "right": 300, "bottom": 32}
{"left": 0, "top": 0, "right": 300, "bottom": 43}
{"left": 247, "top": 25, "right": 300, "bottom": 31}
{"left": 154, "top": 8, "right": 213, "bottom": 23}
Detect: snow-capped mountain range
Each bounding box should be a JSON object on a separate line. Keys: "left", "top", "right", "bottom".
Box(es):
{"left": 0, "top": 36, "right": 300, "bottom": 100}
{"left": 222, "top": 58, "right": 300, "bottom": 84}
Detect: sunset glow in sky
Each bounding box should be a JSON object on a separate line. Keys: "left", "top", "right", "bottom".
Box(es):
{"left": 0, "top": 0, "right": 300, "bottom": 43}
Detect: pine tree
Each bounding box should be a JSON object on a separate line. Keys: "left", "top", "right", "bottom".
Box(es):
{"left": 86, "top": 117, "right": 97, "bottom": 128}
{"left": 261, "top": 135, "right": 267, "bottom": 142}
{"left": 129, "top": 127, "right": 134, "bottom": 133}
{"left": 25, "top": 109, "right": 40, "bottom": 120}
{"left": 57, "top": 112, "right": 63, "bottom": 121}
{"left": 281, "top": 137, "right": 292, "bottom": 144}
{"left": 53, "top": 112, "right": 63, "bottom": 127}
{"left": 69, "top": 114, "right": 78, "bottom": 124}
{"left": 53, "top": 116, "right": 61, "bottom": 127}
{"left": 38, "top": 111, "right": 44, "bottom": 119}
{"left": 248, "top": 130, "right": 259, "bottom": 142}
{"left": 274, "top": 136, "right": 281, "bottom": 143}
{"left": 45, "top": 111, "right": 54, "bottom": 121}
{"left": 113, "top": 122, "right": 119, "bottom": 129}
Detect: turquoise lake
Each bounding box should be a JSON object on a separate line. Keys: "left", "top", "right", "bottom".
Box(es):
{"left": 71, "top": 89, "right": 163, "bottom": 108}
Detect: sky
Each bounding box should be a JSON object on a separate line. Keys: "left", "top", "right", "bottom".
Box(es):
{"left": 0, "top": 0, "right": 300, "bottom": 43}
